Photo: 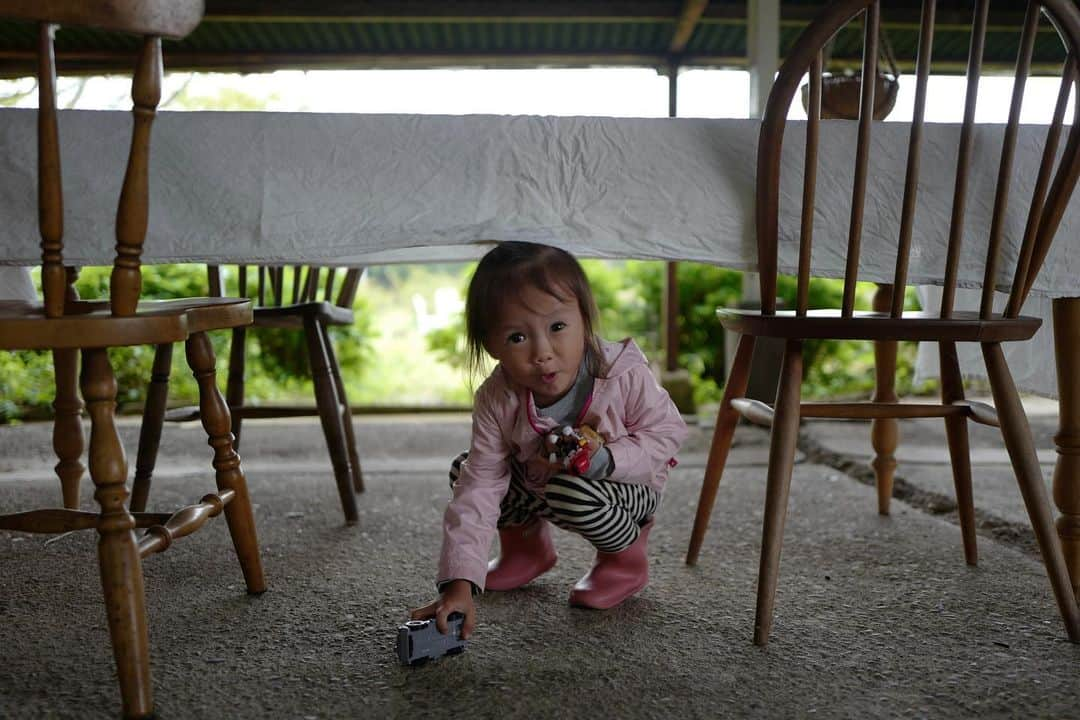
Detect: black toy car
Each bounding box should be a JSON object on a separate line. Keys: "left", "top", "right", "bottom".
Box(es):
{"left": 396, "top": 612, "right": 467, "bottom": 665}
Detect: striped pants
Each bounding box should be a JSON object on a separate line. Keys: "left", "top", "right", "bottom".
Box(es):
{"left": 450, "top": 452, "right": 660, "bottom": 553}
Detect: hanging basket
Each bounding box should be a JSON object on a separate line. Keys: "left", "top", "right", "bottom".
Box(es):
{"left": 801, "top": 72, "right": 900, "bottom": 120}
{"left": 800, "top": 24, "right": 902, "bottom": 122}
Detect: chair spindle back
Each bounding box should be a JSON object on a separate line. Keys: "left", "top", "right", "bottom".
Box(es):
{"left": 19, "top": 0, "right": 204, "bottom": 318}
{"left": 36, "top": 22, "right": 63, "bottom": 318}
{"left": 763, "top": 0, "right": 1080, "bottom": 321}
{"left": 208, "top": 265, "right": 363, "bottom": 309}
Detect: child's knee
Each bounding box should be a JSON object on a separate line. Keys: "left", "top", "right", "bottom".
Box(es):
{"left": 543, "top": 473, "right": 600, "bottom": 522}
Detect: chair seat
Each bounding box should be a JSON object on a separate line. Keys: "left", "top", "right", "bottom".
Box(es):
{"left": 717, "top": 308, "right": 1041, "bottom": 342}
{"left": 252, "top": 301, "right": 354, "bottom": 329}
{"left": 0, "top": 297, "right": 251, "bottom": 351}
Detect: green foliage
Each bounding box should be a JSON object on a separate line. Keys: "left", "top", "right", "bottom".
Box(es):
{"left": 1, "top": 264, "right": 376, "bottom": 421}
{"left": 426, "top": 323, "right": 468, "bottom": 371}
{"left": 423, "top": 260, "right": 932, "bottom": 404}
{"left": 165, "top": 80, "right": 279, "bottom": 111}
{"left": 602, "top": 261, "right": 742, "bottom": 404}
{"left": 68, "top": 265, "right": 225, "bottom": 409}
{"left": 775, "top": 278, "right": 929, "bottom": 399}
{"left": 1, "top": 266, "right": 216, "bottom": 419}
{"left": 0, "top": 349, "right": 55, "bottom": 423}
{"left": 350, "top": 264, "right": 469, "bottom": 405}
{"left": 0, "top": 77, "right": 35, "bottom": 107}
{"left": 3, "top": 258, "right": 934, "bottom": 423}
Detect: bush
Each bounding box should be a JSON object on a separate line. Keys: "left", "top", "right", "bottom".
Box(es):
{"left": 424, "top": 260, "right": 931, "bottom": 404}
{"left": 2, "top": 259, "right": 931, "bottom": 423}
{"left": 1, "top": 264, "right": 375, "bottom": 421}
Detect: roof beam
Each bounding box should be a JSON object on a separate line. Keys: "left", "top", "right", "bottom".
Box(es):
{"left": 0, "top": 50, "right": 710, "bottom": 77}
{"left": 205, "top": 1, "right": 695, "bottom": 22}
{"left": 0, "top": 50, "right": 1062, "bottom": 80}
{"left": 203, "top": 1, "right": 1031, "bottom": 30}
{"left": 669, "top": 0, "right": 709, "bottom": 55}
{"left": 771, "top": 3, "right": 1032, "bottom": 30}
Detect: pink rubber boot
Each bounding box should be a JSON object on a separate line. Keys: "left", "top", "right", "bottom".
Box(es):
{"left": 568, "top": 519, "right": 654, "bottom": 609}
{"left": 485, "top": 518, "right": 558, "bottom": 591}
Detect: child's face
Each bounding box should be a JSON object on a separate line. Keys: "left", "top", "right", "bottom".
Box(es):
{"left": 485, "top": 283, "right": 587, "bottom": 407}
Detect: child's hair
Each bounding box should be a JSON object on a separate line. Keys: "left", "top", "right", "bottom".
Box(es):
{"left": 465, "top": 241, "right": 605, "bottom": 381}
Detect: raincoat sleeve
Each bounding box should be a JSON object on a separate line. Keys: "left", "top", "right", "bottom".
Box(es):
{"left": 605, "top": 363, "right": 688, "bottom": 486}
{"left": 436, "top": 379, "right": 514, "bottom": 591}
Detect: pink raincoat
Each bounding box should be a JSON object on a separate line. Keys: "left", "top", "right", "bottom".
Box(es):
{"left": 437, "top": 338, "right": 688, "bottom": 589}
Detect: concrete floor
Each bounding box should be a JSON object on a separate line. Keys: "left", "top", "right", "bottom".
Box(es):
{"left": 1, "top": 404, "right": 1079, "bottom": 719}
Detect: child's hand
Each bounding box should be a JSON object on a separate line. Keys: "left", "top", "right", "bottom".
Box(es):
{"left": 409, "top": 579, "right": 476, "bottom": 640}
{"left": 576, "top": 425, "right": 603, "bottom": 458}
{"left": 541, "top": 424, "right": 603, "bottom": 474}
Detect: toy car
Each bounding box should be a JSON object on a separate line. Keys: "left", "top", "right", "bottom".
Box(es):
{"left": 396, "top": 612, "right": 467, "bottom": 665}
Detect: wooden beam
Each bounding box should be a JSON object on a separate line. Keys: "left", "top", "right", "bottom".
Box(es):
{"left": 0, "top": 50, "right": 696, "bottom": 77}
{"left": 205, "top": 0, "right": 697, "bottom": 22}
{"left": 202, "top": 1, "right": 1032, "bottom": 30}
{"left": 0, "top": 48, "right": 1060, "bottom": 80}
{"left": 669, "top": 0, "right": 709, "bottom": 55}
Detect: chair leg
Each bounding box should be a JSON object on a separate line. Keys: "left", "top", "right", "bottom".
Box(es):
{"left": 939, "top": 341, "right": 977, "bottom": 566}
{"left": 871, "top": 284, "right": 898, "bottom": 515}
{"left": 186, "top": 331, "right": 266, "bottom": 594}
{"left": 131, "top": 343, "right": 173, "bottom": 513}
{"left": 754, "top": 339, "right": 804, "bottom": 647}
{"left": 1051, "top": 296, "right": 1080, "bottom": 597}
{"left": 686, "top": 333, "right": 756, "bottom": 565}
{"left": 303, "top": 316, "right": 359, "bottom": 525}
{"left": 52, "top": 347, "right": 84, "bottom": 509}
{"left": 81, "top": 348, "right": 154, "bottom": 719}
{"left": 322, "top": 322, "right": 364, "bottom": 493}
{"left": 226, "top": 326, "right": 246, "bottom": 449}
{"left": 982, "top": 342, "right": 1080, "bottom": 641}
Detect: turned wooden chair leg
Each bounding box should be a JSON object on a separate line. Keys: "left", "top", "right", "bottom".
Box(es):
{"left": 687, "top": 333, "right": 756, "bottom": 565}
{"left": 186, "top": 331, "right": 266, "bottom": 594}
{"left": 52, "top": 347, "right": 84, "bottom": 509}
{"left": 131, "top": 343, "right": 173, "bottom": 513}
{"left": 754, "top": 339, "right": 804, "bottom": 647}
{"left": 983, "top": 342, "right": 1080, "bottom": 641}
{"left": 81, "top": 348, "right": 154, "bottom": 719}
{"left": 304, "top": 316, "right": 359, "bottom": 524}
{"left": 225, "top": 326, "right": 246, "bottom": 449}
{"left": 871, "top": 284, "right": 899, "bottom": 516}
{"left": 1051, "top": 297, "right": 1080, "bottom": 599}
{"left": 939, "top": 341, "right": 977, "bottom": 566}
{"left": 322, "top": 322, "right": 364, "bottom": 494}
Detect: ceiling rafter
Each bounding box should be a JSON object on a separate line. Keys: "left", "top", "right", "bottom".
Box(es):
{"left": 669, "top": 0, "right": 709, "bottom": 55}
{"left": 200, "top": 1, "right": 1032, "bottom": 29}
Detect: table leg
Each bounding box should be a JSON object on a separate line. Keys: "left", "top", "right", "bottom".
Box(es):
{"left": 872, "top": 283, "right": 899, "bottom": 515}
{"left": 1052, "top": 296, "right": 1080, "bottom": 598}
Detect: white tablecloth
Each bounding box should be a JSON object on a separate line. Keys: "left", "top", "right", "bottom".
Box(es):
{"left": 1, "top": 109, "right": 1076, "bottom": 394}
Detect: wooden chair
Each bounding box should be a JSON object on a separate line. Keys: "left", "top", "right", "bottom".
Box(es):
{"left": 134, "top": 263, "right": 366, "bottom": 524}
{"left": 685, "top": 0, "right": 1080, "bottom": 646}
{"left": 0, "top": 2, "right": 265, "bottom": 717}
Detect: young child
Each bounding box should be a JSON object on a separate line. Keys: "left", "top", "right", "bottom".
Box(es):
{"left": 411, "top": 242, "right": 688, "bottom": 639}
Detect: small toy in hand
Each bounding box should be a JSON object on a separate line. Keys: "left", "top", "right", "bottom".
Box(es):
{"left": 546, "top": 424, "right": 602, "bottom": 475}
{"left": 396, "top": 612, "right": 467, "bottom": 666}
